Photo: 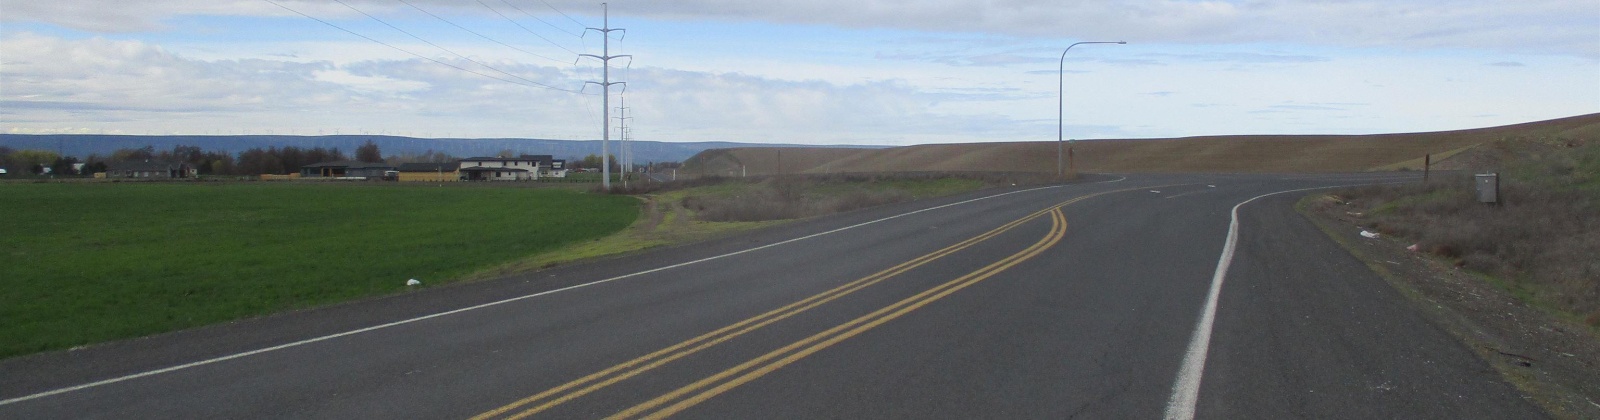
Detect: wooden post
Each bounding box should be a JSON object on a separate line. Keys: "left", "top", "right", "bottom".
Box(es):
{"left": 1067, "top": 146, "right": 1076, "bottom": 177}
{"left": 1423, "top": 154, "right": 1431, "bottom": 182}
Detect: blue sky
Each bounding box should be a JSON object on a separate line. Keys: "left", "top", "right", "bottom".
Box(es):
{"left": 2, "top": 0, "right": 1596, "bottom": 145}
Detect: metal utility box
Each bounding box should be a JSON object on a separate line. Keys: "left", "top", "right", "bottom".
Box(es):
{"left": 1476, "top": 173, "right": 1499, "bottom": 204}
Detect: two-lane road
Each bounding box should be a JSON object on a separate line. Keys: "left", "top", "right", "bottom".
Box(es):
{"left": 0, "top": 173, "right": 1543, "bottom": 419}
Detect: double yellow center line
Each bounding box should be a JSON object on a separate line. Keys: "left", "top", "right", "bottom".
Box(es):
{"left": 475, "top": 191, "right": 1105, "bottom": 420}
{"left": 613, "top": 207, "right": 1068, "bottom": 419}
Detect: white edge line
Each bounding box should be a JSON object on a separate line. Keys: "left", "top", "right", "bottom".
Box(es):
{"left": 1163, "top": 182, "right": 1400, "bottom": 420}
{"left": 1, "top": 184, "right": 1069, "bottom": 406}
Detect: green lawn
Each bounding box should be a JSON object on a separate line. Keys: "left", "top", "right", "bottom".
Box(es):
{"left": 0, "top": 183, "right": 638, "bottom": 358}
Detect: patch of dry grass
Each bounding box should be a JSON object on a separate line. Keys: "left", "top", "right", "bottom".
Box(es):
{"left": 1325, "top": 138, "right": 1600, "bottom": 326}
{"left": 473, "top": 173, "right": 1007, "bottom": 275}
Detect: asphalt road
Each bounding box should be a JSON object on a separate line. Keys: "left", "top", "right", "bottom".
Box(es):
{"left": 0, "top": 173, "right": 1544, "bottom": 419}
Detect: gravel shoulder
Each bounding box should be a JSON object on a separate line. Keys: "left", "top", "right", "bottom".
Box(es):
{"left": 1300, "top": 194, "right": 1600, "bottom": 419}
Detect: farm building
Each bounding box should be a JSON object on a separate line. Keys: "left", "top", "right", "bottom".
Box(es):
{"left": 106, "top": 161, "right": 197, "bottom": 179}
{"left": 458, "top": 156, "right": 541, "bottom": 181}
{"left": 396, "top": 162, "right": 460, "bottom": 182}
{"left": 300, "top": 161, "right": 397, "bottom": 179}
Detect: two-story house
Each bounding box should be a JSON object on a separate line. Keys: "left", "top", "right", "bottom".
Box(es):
{"left": 458, "top": 156, "right": 540, "bottom": 181}
{"left": 518, "top": 155, "right": 569, "bottom": 178}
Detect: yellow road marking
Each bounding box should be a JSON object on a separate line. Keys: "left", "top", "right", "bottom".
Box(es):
{"left": 476, "top": 185, "right": 1146, "bottom": 419}
{"left": 614, "top": 208, "right": 1068, "bottom": 419}
{"left": 474, "top": 195, "right": 1085, "bottom": 419}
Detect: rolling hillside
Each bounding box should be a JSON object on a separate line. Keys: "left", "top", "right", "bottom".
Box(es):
{"left": 683, "top": 113, "right": 1600, "bottom": 176}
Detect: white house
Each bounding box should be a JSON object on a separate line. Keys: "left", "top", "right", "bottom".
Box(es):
{"left": 458, "top": 157, "right": 540, "bottom": 181}
{"left": 520, "top": 155, "right": 569, "bottom": 178}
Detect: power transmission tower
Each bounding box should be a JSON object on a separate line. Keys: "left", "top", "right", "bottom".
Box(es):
{"left": 614, "top": 97, "right": 633, "bottom": 188}
{"left": 614, "top": 96, "right": 633, "bottom": 185}
{"left": 581, "top": 3, "right": 629, "bottom": 190}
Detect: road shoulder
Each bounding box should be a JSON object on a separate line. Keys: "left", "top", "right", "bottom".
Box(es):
{"left": 1299, "top": 194, "right": 1600, "bottom": 419}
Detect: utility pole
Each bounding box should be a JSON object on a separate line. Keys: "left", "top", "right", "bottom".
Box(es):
{"left": 581, "top": 3, "right": 629, "bottom": 190}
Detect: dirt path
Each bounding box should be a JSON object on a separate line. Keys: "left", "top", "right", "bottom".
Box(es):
{"left": 636, "top": 196, "right": 665, "bottom": 234}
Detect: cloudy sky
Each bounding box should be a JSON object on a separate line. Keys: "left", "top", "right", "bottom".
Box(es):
{"left": 2, "top": 0, "right": 1596, "bottom": 145}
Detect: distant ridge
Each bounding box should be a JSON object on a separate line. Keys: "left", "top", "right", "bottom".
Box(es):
{"left": 684, "top": 113, "right": 1600, "bottom": 175}
{"left": 0, "top": 135, "right": 884, "bottom": 164}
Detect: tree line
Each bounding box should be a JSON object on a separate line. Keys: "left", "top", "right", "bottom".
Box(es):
{"left": 0, "top": 140, "right": 437, "bottom": 176}
{"left": 0, "top": 140, "right": 646, "bottom": 177}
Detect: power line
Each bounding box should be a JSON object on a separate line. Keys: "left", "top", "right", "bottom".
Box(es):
{"left": 618, "top": 35, "right": 631, "bottom": 84}
{"left": 497, "top": 0, "right": 583, "bottom": 38}
{"left": 395, "top": 0, "right": 566, "bottom": 64}
{"left": 535, "top": 0, "right": 588, "bottom": 28}
{"left": 577, "top": 61, "right": 602, "bottom": 138}
{"left": 478, "top": 0, "right": 583, "bottom": 56}
{"left": 331, "top": 0, "right": 577, "bottom": 92}
{"left": 261, "top": 0, "right": 578, "bottom": 93}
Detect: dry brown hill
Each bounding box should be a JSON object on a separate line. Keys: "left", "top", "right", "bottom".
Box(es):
{"left": 682, "top": 113, "right": 1600, "bottom": 176}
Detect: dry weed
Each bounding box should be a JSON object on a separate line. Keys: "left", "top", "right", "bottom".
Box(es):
{"left": 1336, "top": 139, "right": 1599, "bottom": 324}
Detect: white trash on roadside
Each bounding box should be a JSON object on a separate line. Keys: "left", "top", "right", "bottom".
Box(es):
{"left": 406, "top": 279, "right": 422, "bottom": 286}
{"left": 1360, "top": 230, "right": 1381, "bottom": 239}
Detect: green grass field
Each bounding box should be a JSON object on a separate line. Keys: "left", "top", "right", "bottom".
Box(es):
{"left": 0, "top": 183, "right": 638, "bottom": 358}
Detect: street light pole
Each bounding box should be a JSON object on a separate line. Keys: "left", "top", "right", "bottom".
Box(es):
{"left": 1059, "top": 41, "right": 1125, "bottom": 178}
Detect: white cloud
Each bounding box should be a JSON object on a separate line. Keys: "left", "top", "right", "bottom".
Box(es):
{"left": 1, "top": 1, "right": 271, "bottom": 32}
{"left": 3, "top": 1, "right": 1595, "bottom": 57}
{"left": 2, "top": 2, "right": 1595, "bottom": 145}
{"left": 628, "top": 69, "right": 922, "bottom": 142}
{"left": 312, "top": 69, "right": 430, "bottom": 93}
{"left": 566, "top": 0, "right": 1600, "bottom": 57}
{"left": 1, "top": 32, "right": 1017, "bottom": 144}
{"left": 0, "top": 32, "right": 591, "bottom": 135}
{"left": 2, "top": 32, "right": 330, "bottom": 112}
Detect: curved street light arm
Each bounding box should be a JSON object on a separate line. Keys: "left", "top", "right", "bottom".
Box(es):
{"left": 1058, "top": 41, "right": 1126, "bottom": 177}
